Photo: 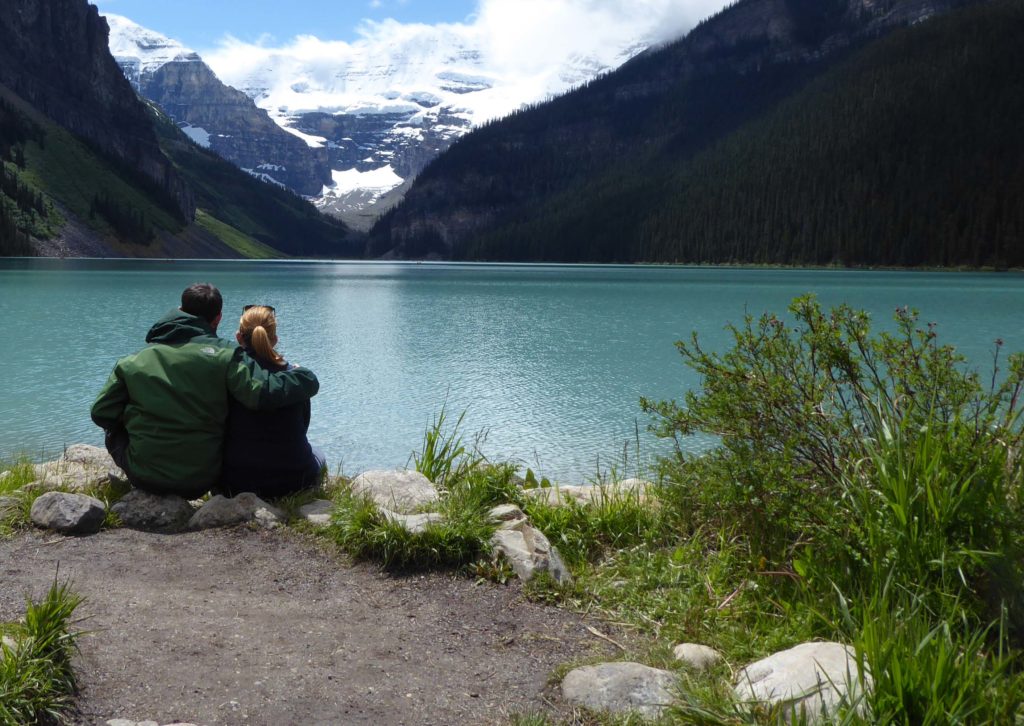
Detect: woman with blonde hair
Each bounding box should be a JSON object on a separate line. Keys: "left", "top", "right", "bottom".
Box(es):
{"left": 220, "top": 305, "right": 325, "bottom": 497}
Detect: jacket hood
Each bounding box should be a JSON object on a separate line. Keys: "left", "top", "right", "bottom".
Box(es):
{"left": 145, "top": 309, "right": 217, "bottom": 345}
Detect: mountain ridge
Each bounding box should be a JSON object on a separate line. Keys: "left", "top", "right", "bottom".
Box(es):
{"left": 367, "top": 0, "right": 1016, "bottom": 266}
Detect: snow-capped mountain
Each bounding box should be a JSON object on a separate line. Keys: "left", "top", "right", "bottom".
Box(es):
{"left": 106, "top": 14, "right": 331, "bottom": 195}
{"left": 204, "top": 21, "right": 654, "bottom": 226}
{"left": 107, "top": 9, "right": 683, "bottom": 228}
{"left": 106, "top": 13, "right": 201, "bottom": 88}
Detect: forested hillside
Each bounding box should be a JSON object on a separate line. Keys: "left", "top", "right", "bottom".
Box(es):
{"left": 0, "top": 86, "right": 359, "bottom": 258}
{"left": 0, "top": 0, "right": 357, "bottom": 258}
{"left": 370, "top": 0, "right": 1022, "bottom": 267}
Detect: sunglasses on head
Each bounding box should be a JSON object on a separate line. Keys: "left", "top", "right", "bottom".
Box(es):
{"left": 243, "top": 304, "right": 276, "bottom": 313}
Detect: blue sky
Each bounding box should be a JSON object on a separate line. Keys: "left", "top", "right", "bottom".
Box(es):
{"left": 93, "top": 0, "right": 480, "bottom": 48}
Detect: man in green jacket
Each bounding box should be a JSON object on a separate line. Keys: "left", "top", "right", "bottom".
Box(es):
{"left": 91, "top": 283, "right": 319, "bottom": 498}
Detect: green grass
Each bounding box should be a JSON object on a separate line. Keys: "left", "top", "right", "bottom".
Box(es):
{"left": 0, "top": 453, "right": 131, "bottom": 537}
{"left": 326, "top": 463, "right": 519, "bottom": 571}
{"left": 0, "top": 578, "right": 83, "bottom": 725}
{"left": 194, "top": 209, "right": 281, "bottom": 259}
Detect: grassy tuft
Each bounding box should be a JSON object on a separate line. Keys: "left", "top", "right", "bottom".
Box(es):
{"left": 413, "top": 404, "right": 485, "bottom": 487}
{"left": 0, "top": 578, "right": 83, "bottom": 725}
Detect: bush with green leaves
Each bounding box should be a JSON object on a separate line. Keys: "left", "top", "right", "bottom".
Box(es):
{"left": 642, "top": 294, "right": 1024, "bottom": 570}
{"left": 640, "top": 295, "right": 1024, "bottom": 722}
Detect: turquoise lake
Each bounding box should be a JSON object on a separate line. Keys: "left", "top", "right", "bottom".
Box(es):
{"left": 2, "top": 259, "right": 1022, "bottom": 482}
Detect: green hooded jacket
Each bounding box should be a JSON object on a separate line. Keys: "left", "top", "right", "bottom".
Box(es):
{"left": 90, "top": 309, "right": 320, "bottom": 495}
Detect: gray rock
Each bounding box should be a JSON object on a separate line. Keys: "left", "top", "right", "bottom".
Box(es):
{"left": 489, "top": 513, "right": 571, "bottom": 585}
{"left": 350, "top": 469, "right": 438, "bottom": 514}
{"left": 188, "top": 493, "right": 284, "bottom": 530}
{"left": 298, "top": 499, "right": 334, "bottom": 527}
{"left": 522, "top": 479, "right": 651, "bottom": 507}
{"left": 0, "top": 495, "right": 19, "bottom": 518}
{"left": 379, "top": 508, "right": 444, "bottom": 534}
{"left": 30, "top": 492, "right": 106, "bottom": 535}
{"left": 673, "top": 643, "right": 723, "bottom": 671}
{"left": 105, "top": 721, "right": 158, "bottom": 726}
{"left": 111, "top": 490, "right": 194, "bottom": 531}
{"left": 488, "top": 503, "right": 528, "bottom": 528}
{"left": 562, "top": 662, "right": 677, "bottom": 718}
{"left": 1, "top": 634, "right": 18, "bottom": 653}
{"left": 28, "top": 444, "right": 127, "bottom": 493}
{"left": 734, "top": 642, "right": 872, "bottom": 724}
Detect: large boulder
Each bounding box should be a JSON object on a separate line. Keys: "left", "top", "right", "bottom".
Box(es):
{"left": 188, "top": 493, "right": 284, "bottom": 530}
{"left": 733, "top": 642, "right": 871, "bottom": 724}
{"left": 350, "top": 470, "right": 439, "bottom": 514}
{"left": 488, "top": 504, "right": 570, "bottom": 584}
{"left": 27, "top": 444, "right": 127, "bottom": 493}
{"left": 521, "top": 479, "right": 651, "bottom": 508}
{"left": 111, "top": 490, "right": 194, "bottom": 531}
{"left": 562, "top": 662, "right": 677, "bottom": 718}
{"left": 30, "top": 491, "right": 106, "bottom": 534}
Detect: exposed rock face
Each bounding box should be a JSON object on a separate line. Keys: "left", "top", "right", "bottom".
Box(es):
{"left": 0, "top": 0, "right": 194, "bottom": 220}
{"left": 111, "top": 490, "right": 194, "bottom": 531}
{"left": 734, "top": 642, "right": 872, "bottom": 723}
{"left": 561, "top": 662, "right": 677, "bottom": 718}
{"left": 30, "top": 491, "right": 106, "bottom": 535}
{"left": 140, "top": 60, "right": 332, "bottom": 196}
{"left": 349, "top": 470, "right": 439, "bottom": 514}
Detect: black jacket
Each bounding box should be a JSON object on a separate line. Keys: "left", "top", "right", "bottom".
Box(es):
{"left": 220, "top": 348, "right": 319, "bottom": 497}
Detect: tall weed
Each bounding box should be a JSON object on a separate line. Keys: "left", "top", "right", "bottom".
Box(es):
{"left": 413, "top": 404, "right": 484, "bottom": 487}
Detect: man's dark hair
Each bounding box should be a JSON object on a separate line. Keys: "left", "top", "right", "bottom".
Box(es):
{"left": 180, "top": 283, "right": 222, "bottom": 323}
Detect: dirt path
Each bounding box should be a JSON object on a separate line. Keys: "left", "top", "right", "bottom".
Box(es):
{"left": 0, "top": 528, "right": 616, "bottom": 725}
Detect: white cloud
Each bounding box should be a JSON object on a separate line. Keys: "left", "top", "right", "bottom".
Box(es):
{"left": 202, "top": 0, "right": 730, "bottom": 123}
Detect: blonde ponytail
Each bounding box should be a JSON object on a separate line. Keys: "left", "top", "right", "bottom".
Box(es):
{"left": 238, "top": 306, "right": 285, "bottom": 366}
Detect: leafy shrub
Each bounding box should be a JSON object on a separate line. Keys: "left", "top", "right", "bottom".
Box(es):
{"left": 642, "top": 295, "right": 1024, "bottom": 721}
{"left": 642, "top": 294, "right": 1024, "bottom": 568}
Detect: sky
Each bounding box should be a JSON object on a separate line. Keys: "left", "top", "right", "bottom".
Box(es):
{"left": 91, "top": 0, "right": 730, "bottom": 54}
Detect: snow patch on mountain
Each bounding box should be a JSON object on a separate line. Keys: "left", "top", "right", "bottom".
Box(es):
{"left": 320, "top": 166, "right": 404, "bottom": 203}
{"left": 106, "top": 13, "right": 200, "bottom": 83}
{"left": 179, "top": 123, "right": 211, "bottom": 148}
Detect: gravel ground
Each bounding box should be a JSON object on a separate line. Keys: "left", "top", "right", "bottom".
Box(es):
{"left": 0, "top": 528, "right": 617, "bottom": 725}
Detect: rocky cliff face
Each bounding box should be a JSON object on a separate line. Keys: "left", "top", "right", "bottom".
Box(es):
{"left": 0, "top": 0, "right": 194, "bottom": 220}
{"left": 141, "top": 60, "right": 331, "bottom": 196}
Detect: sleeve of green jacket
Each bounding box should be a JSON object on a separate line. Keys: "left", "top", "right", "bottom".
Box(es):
{"left": 226, "top": 348, "right": 320, "bottom": 411}
{"left": 90, "top": 363, "right": 128, "bottom": 430}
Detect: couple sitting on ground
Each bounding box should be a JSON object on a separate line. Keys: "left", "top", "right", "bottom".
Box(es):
{"left": 90, "top": 283, "right": 325, "bottom": 501}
